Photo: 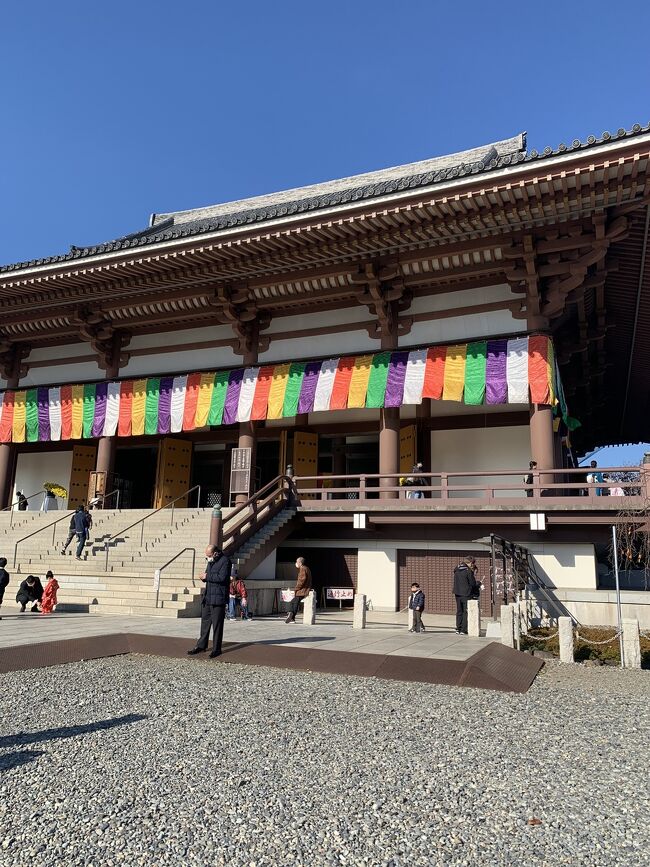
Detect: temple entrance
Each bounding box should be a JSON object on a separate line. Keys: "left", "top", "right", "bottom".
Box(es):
{"left": 114, "top": 445, "right": 159, "bottom": 509}
{"left": 191, "top": 444, "right": 225, "bottom": 507}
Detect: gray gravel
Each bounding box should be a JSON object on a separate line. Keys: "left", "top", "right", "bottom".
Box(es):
{"left": 0, "top": 656, "right": 649, "bottom": 867}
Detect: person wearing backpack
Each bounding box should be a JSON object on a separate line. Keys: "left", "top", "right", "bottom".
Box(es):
{"left": 61, "top": 509, "right": 80, "bottom": 555}
{"left": 452, "top": 555, "right": 481, "bottom": 635}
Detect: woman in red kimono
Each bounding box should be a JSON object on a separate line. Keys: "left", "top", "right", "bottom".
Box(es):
{"left": 40, "top": 571, "right": 59, "bottom": 615}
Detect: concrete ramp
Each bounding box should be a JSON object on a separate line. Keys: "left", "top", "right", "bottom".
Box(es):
{"left": 0, "top": 634, "right": 543, "bottom": 693}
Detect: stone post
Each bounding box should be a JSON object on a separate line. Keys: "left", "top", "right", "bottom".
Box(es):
{"left": 209, "top": 506, "right": 223, "bottom": 549}
{"left": 467, "top": 599, "right": 481, "bottom": 637}
{"left": 558, "top": 616, "right": 574, "bottom": 663}
{"left": 622, "top": 618, "right": 642, "bottom": 669}
{"left": 302, "top": 590, "right": 316, "bottom": 625}
{"left": 407, "top": 607, "right": 414, "bottom": 631}
{"left": 353, "top": 593, "right": 367, "bottom": 629}
{"left": 500, "top": 603, "right": 515, "bottom": 648}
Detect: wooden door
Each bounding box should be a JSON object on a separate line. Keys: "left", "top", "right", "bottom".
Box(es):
{"left": 68, "top": 444, "right": 97, "bottom": 507}
{"left": 399, "top": 424, "right": 417, "bottom": 473}
{"left": 154, "top": 438, "right": 192, "bottom": 508}
{"left": 398, "top": 550, "right": 492, "bottom": 617}
{"left": 293, "top": 432, "right": 318, "bottom": 499}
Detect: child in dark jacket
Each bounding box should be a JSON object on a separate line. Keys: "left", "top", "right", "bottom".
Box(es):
{"left": 408, "top": 582, "right": 426, "bottom": 633}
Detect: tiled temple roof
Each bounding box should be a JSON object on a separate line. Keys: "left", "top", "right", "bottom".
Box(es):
{"left": 2, "top": 122, "right": 649, "bottom": 273}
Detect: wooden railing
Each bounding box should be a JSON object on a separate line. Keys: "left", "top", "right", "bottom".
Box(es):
{"left": 221, "top": 475, "right": 293, "bottom": 556}
{"left": 291, "top": 467, "right": 647, "bottom": 505}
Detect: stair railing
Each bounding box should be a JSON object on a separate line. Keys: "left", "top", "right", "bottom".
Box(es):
{"left": 221, "top": 475, "right": 292, "bottom": 556}
{"left": 13, "top": 510, "right": 75, "bottom": 568}
{"left": 98, "top": 489, "right": 121, "bottom": 510}
{"left": 146, "top": 477, "right": 293, "bottom": 597}
{"left": 103, "top": 485, "right": 201, "bottom": 571}
{"left": 154, "top": 547, "right": 197, "bottom": 608}
{"left": 2, "top": 490, "right": 46, "bottom": 525}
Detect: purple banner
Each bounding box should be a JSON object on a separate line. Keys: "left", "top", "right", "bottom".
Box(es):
{"left": 384, "top": 352, "right": 409, "bottom": 407}
{"left": 223, "top": 368, "right": 244, "bottom": 425}
{"left": 485, "top": 339, "right": 508, "bottom": 404}
{"left": 297, "top": 361, "right": 322, "bottom": 414}
{"left": 37, "top": 387, "right": 50, "bottom": 441}
{"left": 157, "top": 377, "right": 173, "bottom": 433}
{"left": 92, "top": 382, "right": 108, "bottom": 437}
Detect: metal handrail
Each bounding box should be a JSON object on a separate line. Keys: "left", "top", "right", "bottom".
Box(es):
{"left": 103, "top": 484, "right": 201, "bottom": 570}
{"left": 13, "top": 510, "right": 76, "bottom": 569}
{"left": 3, "top": 489, "right": 46, "bottom": 525}
{"left": 99, "top": 489, "right": 121, "bottom": 510}
{"left": 154, "top": 547, "right": 197, "bottom": 608}
{"left": 151, "top": 476, "right": 291, "bottom": 599}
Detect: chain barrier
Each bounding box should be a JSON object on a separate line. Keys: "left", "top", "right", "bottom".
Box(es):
{"left": 575, "top": 630, "right": 621, "bottom": 646}
{"left": 525, "top": 630, "right": 559, "bottom": 643}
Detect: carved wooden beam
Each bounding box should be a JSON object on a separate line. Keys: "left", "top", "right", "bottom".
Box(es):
{"left": 71, "top": 307, "right": 131, "bottom": 373}
{"left": 0, "top": 341, "right": 31, "bottom": 383}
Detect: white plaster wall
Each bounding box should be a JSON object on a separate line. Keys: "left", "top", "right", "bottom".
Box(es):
{"left": 525, "top": 543, "right": 597, "bottom": 591}
{"left": 409, "top": 309, "right": 518, "bottom": 347}
{"left": 120, "top": 344, "right": 238, "bottom": 378}
{"left": 356, "top": 547, "right": 397, "bottom": 610}
{"left": 430, "top": 425, "right": 530, "bottom": 496}
{"left": 20, "top": 360, "right": 103, "bottom": 388}
{"left": 247, "top": 549, "right": 277, "bottom": 582}
{"left": 12, "top": 450, "right": 73, "bottom": 510}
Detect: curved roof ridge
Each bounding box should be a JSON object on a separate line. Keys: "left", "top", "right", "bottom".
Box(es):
{"left": 2, "top": 123, "right": 649, "bottom": 274}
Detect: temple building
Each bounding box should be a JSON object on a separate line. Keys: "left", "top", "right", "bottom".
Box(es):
{"left": 0, "top": 125, "right": 649, "bottom": 624}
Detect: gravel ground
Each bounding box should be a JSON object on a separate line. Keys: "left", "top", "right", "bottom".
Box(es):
{"left": 0, "top": 657, "right": 648, "bottom": 867}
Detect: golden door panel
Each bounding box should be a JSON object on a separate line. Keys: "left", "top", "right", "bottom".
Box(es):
{"left": 68, "top": 445, "right": 97, "bottom": 507}
{"left": 154, "top": 438, "right": 192, "bottom": 508}
{"left": 294, "top": 431, "right": 318, "bottom": 500}
{"left": 399, "top": 424, "right": 417, "bottom": 474}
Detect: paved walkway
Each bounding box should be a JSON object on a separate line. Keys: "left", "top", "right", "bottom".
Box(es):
{"left": 0, "top": 610, "right": 493, "bottom": 661}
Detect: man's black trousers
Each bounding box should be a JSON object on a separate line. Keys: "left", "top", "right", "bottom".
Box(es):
{"left": 197, "top": 603, "right": 226, "bottom": 652}
{"left": 455, "top": 595, "right": 469, "bottom": 634}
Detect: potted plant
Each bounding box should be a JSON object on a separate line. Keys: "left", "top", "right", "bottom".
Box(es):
{"left": 42, "top": 482, "right": 68, "bottom": 512}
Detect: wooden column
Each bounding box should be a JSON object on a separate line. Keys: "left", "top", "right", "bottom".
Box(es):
{"left": 529, "top": 403, "right": 555, "bottom": 473}
{"left": 379, "top": 325, "right": 399, "bottom": 499}
{"left": 94, "top": 348, "right": 121, "bottom": 496}
{"left": 236, "top": 343, "right": 258, "bottom": 504}
{"left": 526, "top": 287, "right": 555, "bottom": 489}
{"left": 0, "top": 371, "right": 19, "bottom": 509}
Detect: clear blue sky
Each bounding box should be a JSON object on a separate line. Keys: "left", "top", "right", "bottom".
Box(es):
{"left": 2, "top": 0, "right": 649, "bottom": 266}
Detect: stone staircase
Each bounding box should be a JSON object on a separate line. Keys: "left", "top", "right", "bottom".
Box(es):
{"left": 0, "top": 502, "right": 296, "bottom": 617}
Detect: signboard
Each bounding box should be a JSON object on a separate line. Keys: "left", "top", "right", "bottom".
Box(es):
{"left": 230, "top": 447, "right": 252, "bottom": 502}
{"left": 326, "top": 587, "right": 354, "bottom": 600}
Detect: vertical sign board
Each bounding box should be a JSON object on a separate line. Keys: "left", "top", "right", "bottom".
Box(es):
{"left": 230, "top": 447, "right": 252, "bottom": 505}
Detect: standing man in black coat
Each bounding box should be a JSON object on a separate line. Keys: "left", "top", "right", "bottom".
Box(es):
{"left": 0, "top": 557, "right": 10, "bottom": 619}
{"left": 452, "top": 555, "right": 481, "bottom": 635}
{"left": 188, "top": 544, "right": 231, "bottom": 659}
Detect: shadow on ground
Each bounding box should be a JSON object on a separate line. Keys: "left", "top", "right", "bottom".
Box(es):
{"left": 0, "top": 713, "right": 147, "bottom": 750}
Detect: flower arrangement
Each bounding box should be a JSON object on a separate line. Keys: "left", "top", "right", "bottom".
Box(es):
{"left": 43, "top": 482, "right": 68, "bottom": 499}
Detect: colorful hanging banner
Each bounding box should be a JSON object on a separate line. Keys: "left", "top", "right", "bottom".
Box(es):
{"left": 0, "top": 334, "right": 565, "bottom": 443}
